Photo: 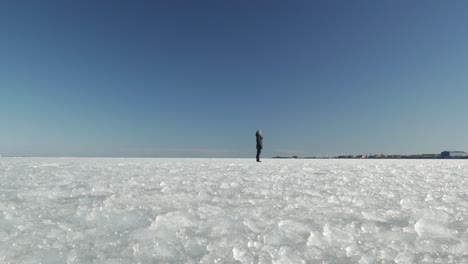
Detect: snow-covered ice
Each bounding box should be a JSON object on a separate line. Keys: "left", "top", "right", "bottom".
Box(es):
{"left": 1, "top": 158, "right": 468, "bottom": 263}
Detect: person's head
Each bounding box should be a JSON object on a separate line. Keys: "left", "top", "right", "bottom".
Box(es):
{"left": 256, "top": 130, "right": 262, "bottom": 136}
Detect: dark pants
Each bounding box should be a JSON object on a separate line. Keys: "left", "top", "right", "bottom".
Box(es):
{"left": 256, "top": 148, "right": 262, "bottom": 161}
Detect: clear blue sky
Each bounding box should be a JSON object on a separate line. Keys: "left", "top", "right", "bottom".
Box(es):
{"left": 1, "top": 0, "right": 467, "bottom": 157}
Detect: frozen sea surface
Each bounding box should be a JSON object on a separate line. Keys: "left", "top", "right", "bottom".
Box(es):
{"left": 1, "top": 158, "right": 468, "bottom": 263}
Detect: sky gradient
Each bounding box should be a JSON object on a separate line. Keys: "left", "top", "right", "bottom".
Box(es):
{"left": 1, "top": 0, "right": 468, "bottom": 158}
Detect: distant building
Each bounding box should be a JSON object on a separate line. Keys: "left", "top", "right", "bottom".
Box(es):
{"left": 419, "top": 154, "right": 437, "bottom": 158}
{"left": 441, "top": 151, "right": 467, "bottom": 158}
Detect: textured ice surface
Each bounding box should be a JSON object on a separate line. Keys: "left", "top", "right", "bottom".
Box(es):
{"left": 1, "top": 158, "right": 468, "bottom": 263}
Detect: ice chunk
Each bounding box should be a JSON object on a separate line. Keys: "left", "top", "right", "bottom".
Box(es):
{"left": 264, "top": 220, "right": 311, "bottom": 246}
{"left": 322, "top": 223, "right": 355, "bottom": 247}
{"left": 361, "top": 211, "right": 387, "bottom": 223}
{"left": 360, "top": 222, "right": 380, "bottom": 234}
{"left": 414, "top": 218, "right": 453, "bottom": 240}
{"left": 373, "top": 230, "right": 417, "bottom": 242}
{"left": 232, "top": 247, "right": 253, "bottom": 264}
{"left": 150, "top": 210, "right": 199, "bottom": 231}
{"left": 395, "top": 252, "right": 414, "bottom": 264}
{"left": 272, "top": 246, "right": 307, "bottom": 264}
{"left": 416, "top": 208, "right": 450, "bottom": 223}
{"left": 306, "top": 231, "right": 325, "bottom": 248}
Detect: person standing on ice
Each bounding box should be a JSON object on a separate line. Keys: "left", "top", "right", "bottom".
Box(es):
{"left": 256, "top": 130, "right": 263, "bottom": 162}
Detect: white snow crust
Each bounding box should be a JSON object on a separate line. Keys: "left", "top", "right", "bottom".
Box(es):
{"left": 1, "top": 158, "right": 468, "bottom": 263}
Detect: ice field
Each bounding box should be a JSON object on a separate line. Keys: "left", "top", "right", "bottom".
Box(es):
{"left": 1, "top": 158, "right": 468, "bottom": 263}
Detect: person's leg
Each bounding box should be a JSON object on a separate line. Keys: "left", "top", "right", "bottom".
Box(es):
{"left": 256, "top": 149, "right": 261, "bottom": 162}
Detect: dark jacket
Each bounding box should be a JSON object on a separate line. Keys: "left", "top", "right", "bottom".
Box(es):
{"left": 256, "top": 132, "right": 263, "bottom": 149}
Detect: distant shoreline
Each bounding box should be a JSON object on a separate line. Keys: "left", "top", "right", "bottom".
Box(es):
{"left": 273, "top": 156, "right": 468, "bottom": 160}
